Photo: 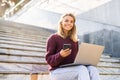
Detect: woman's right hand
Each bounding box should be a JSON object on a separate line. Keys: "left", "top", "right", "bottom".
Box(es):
{"left": 60, "top": 48, "right": 72, "bottom": 57}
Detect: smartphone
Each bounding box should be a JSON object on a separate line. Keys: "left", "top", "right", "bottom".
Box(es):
{"left": 63, "top": 44, "right": 71, "bottom": 50}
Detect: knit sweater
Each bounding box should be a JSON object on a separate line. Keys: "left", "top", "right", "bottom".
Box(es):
{"left": 45, "top": 33, "right": 78, "bottom": 70}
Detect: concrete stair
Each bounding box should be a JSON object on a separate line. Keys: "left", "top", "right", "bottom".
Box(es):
{"left": 98, "top": 55, "right": 120, "bottom": 80}
{"left": 0, "top": 20, "right": 120, "bottom": 80}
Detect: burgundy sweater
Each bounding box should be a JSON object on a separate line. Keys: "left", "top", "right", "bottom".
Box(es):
{"left": 45, "top": 33, "right": 78, "bottom": 70}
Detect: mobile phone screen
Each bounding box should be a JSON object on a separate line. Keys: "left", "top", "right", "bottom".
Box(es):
{"left": 63, "top": 44, "right": 71, "bottom": 50}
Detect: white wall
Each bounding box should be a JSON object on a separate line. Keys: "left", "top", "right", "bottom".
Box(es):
{"left": 78, "top": 0, "right": 120, "bottom": 27}
{"left": 12, "top": 7, "right": 61, "bottom": 30}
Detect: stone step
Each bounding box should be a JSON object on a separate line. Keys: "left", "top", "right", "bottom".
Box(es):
{"left": 39, "top": 74, "right": 120, "bottom": 80}
{"left": 100, "top": 57, "right": 120, "bottom": 63}
{"left": 0, "top": 43, "right": 46, "bottom": 52}
{"left": 0, "top": 40, "right": 46, "bottom": 49}
{"left": 0, "top": 55, "right": 46, "bottom": 64}
{"left": 0, "top": 36, "right": 46, "bottom": 47}
{"left": 0, "top": 28, "right": 50, "bottom": 37}
{"left": 98, "top": 67, "right": 120, "bottom": 75}
{"left": 0, "top": 53, "right": 120, "bottom": 68}
{"left": 0, "top": 48, "right": 119, "bottom": 65}
{"left": 37, "top": 74, "right": 120, "bottom": 80}
{"left": 1, "top": 51, "right": 119, "bottom": 63}
{"left": 0, "top": 34, "right": 47, "bottom": 44}
{"left": 0, "top": 74, "right": 31, "bottom": 80}
{"left": 101, "top": 54, "right": 111, "bottom": 58}
{"left": 0, "top": 63, "right": 48, "bottom": 72}
{"left": 0, "top": 31, "right": 49, "bottom": 40}
{"left": 0, "top": 73, "right": 119, "bottom": 80}
{"left": 100, "top": 75, "right": 120, "bottom": 80}
{"left": 0, "top": 48, "right": 45, "bottom": 57}
{"left": 0, "top": 49, "right": 119, "bottom": 64}
{"left": 0, "top": 69, "right": 119, "bottom": 80}
{"left": 0, "top": 52, "right": 120, "bottom": 68}
{"left": 0, "top": 62, "right": 119, "bottom": 74}
{"left": 0, "top": 21, "right": 53, "bottom": 37}
{"left": 98, "top": 62, "right": 120, "bottom": 68}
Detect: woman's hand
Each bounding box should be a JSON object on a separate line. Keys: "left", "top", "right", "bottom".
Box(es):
{"left": 60, "top": 48, "right": 72, "bottom": 57}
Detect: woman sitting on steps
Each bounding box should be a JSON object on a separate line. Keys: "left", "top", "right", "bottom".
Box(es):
{"left": 45, "top": 13, "right": 100, "bottom": 80}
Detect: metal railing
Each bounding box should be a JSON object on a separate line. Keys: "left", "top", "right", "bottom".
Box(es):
{"left": 4, "top": 0, "right": 30, "bottom": 18}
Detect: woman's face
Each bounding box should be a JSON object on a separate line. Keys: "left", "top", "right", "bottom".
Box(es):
{"left": 61, "top": 16, "right": 74, "bottom": 32}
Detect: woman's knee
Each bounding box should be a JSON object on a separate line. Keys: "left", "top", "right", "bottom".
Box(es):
{"left": 87, "top": 66, "right": 99, "bottom": 73}
{"left": 77, "top": 65, "right": 90, "bottom": 80}
{"left": 87, "top": 66, "right": 100, "bottom": 80}
{"left": 78, "top": 65, "right": 89, "bottom": 73}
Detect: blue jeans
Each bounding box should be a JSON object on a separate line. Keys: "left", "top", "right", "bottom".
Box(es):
{"left": 50, "top": 65, "right": 100, "bottom": 80}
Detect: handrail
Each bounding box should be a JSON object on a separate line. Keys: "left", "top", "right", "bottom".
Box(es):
{"left": 4, "top": 0, "right": 30, "bottom": 17}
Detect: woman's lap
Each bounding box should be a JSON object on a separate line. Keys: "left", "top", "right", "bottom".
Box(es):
{"left": 50, "top": 65, "right": 90, "bottom": 80}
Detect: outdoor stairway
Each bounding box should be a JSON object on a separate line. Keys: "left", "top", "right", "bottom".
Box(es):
{"left": 0, "top": 20, "right": 120, "bottom": 80}
{"left": 0, "top": 19, "right": 52, "bottom": 80}
{"left": 97, "top": 55, "right": 120, "bottom": 80}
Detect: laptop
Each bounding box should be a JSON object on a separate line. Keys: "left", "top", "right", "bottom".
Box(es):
{"left": 60, "top": 42, "right": 105, "bottom": 67}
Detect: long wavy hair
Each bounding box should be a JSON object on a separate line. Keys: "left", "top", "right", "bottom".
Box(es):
{"left": 57, "top": 13, "right": 78, "bottom": 42}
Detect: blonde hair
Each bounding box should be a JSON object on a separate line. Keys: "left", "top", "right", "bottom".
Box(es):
{"left": 57, "top": 13, "right": 78, "bottom": 42}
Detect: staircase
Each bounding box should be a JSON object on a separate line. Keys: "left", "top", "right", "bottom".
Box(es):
{"left": 0, "top": 20, "right": 120, "bottom": 80}
{"left": 98, "top": 55, "right": 120, "bottom": 80}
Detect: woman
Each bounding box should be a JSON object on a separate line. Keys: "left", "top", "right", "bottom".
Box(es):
{"left": 45, "top": 13, "right": 100, "bottom": 80}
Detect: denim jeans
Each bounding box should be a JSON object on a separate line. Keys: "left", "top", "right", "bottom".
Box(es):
{"left": 50, "top": 65, "right": 100, "bottom": 80}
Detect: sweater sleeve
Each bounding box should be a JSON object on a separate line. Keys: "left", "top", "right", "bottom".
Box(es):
{"left": 45, "top": 34, "right": 64, "bottom": 67}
